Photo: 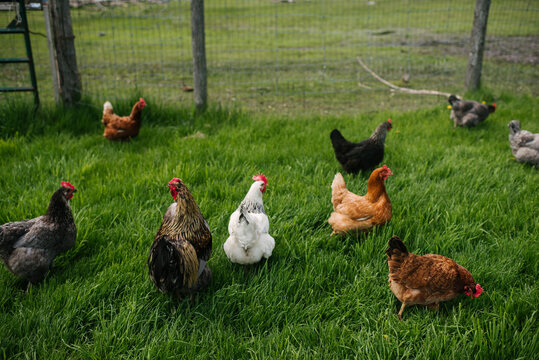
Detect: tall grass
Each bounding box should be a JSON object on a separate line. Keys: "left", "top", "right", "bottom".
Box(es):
{"left": 0, "top": 93, "right": 537, "bottom": 359}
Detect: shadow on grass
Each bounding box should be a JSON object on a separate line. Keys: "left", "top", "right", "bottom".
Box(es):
{"left": 0, "top": 95, "right": 245, "bottom": 140}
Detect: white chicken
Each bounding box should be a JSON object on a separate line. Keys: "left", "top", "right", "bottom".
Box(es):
{"left": 223, "top": 174, "right": 275, "bottom": 265}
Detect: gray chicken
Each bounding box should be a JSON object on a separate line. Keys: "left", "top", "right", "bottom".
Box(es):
{"left": 0, "top": 182, "right": 77, "bottom": 284}
{"left": 448, "top": 95, "right": 496, "bottom": 128}
{"left": 508, "top": 120, "right": 539, "bottom": 166}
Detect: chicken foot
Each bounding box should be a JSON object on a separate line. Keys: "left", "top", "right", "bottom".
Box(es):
{"left": 398, "top": 303, "right": 406, "bottom": 320}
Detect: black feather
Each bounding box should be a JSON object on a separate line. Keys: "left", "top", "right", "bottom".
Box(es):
{"left": 448, "top": 94, "right": 459, "bottom": 106}
{"left": 239, "top": 206, "right": 250, "bottom": 224}
{"left": 330, "top": 121, "right": 391, "bottom": 174}
{"left": 386, "top": 235, "right": 408, "bottom": 257}
{"left": 148, "top": 236, "right": 188, "bottom": 293}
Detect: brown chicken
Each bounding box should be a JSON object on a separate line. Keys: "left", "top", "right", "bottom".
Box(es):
{"left": 148, "top": 178, "right": 212, "bottom": 301}
{"left": 328, "top": 165, "right": 393, "bottom": 235}
{"left": 101, "top": 98, "right": 146, "bottom": 141}
{"left": 386, "top": 235, "right": 484, "bottom": 320}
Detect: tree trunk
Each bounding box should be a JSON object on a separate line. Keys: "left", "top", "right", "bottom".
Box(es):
{"left": 466, "top": 0, "right": 491, "bottom": 91}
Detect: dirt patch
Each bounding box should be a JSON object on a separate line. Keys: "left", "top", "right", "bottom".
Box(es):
{"left": 416, "top": 35, "right": 538, "bottom": 66}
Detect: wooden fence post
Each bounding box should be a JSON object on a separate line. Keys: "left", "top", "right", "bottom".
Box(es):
{"left": 466, "top": 0, "right": 491, "bottom": 91}
{"left": 49, "top": 0, "right": 81, "bottom": 104}
{"left": 191, "top": 0, "right": 207, "bottom": 111}
{"left": 42, "top": 0, "right": 59, "bottom": 103}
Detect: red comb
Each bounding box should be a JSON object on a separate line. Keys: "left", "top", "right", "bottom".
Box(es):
{"left": 387, "top": 118, "right": 392, "bottom": 125}
{"left": 465, "top": 283, "right": 484, "bottom": 297}
{"left": 61, "top": 181, "right": 74, "bottom": 190}
{"left": 168, "top": 178, "right": 181, "bottom": 186}
{"left": 493, "top": 103, "right": 497, "bottom": 109}
{"left": 252, "top": 173, "right": 267, "bottom": 184}
{"left": 473, "top": 284, "right": 484, "bottom": 297}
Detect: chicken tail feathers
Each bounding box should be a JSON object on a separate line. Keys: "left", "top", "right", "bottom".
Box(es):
{"left": 102, "top": 101, "right": 114, "bottom": 126}
{"left": 103, "top": 101, "right": 113, "bottom": 114}
{"left": 448, "top": 95, "right": 459, "bottom": 106}
{"left": 148, "top": 236, "right": 199, "bottom": 295}
{"left": 386, "top": 235, "right": 409, "bottom": 281}
{"left": 330, "top": 129, "right": 351, "bottom": 154}
{"left": 386, "top": 235, "right": 408, "bottom": 257}
{"left": 331, "top": 172, "right": 348, "bottom": 207}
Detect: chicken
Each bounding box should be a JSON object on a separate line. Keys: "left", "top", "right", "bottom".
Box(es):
{"left": 330, "top": 119, "right": 392, "bottom": 174}
{"left": 448, "top": 95, "right": 496, "bottom": 128}
{"left": 223, "top": 174, "right": 275, "bottom": 265}
{"left": 386, "top": 235, "right": 483, "bottom": 320}
{"left": 148, "top": 178, "right": 212, "bottom": 301}
{"left": 508, "top": 120, "right": 539, "bottom": 166}
{"left": 0, "top": 182, "right": 77, "bottom": 285}
{"left": 101, "top": 98, "right": 146, "bottom": 141}
{"left": 328, "top": 166, "right": 393, "bottom": 235}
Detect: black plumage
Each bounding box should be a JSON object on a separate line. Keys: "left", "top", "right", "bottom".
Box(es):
{"left": 330, "top": 119, "right": 392, "bottom": 174}
{"left": 0, "top": 183, "right": 77, "bottom": 284}
{"left": 448, "top": 95, "right": 496, "bottom": 128}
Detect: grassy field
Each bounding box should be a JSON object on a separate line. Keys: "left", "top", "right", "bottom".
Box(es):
{"left": 0, "top": 92, "right": 537, "bottom": 359}
{"left": 1, "top": 0, "right": 537, "bottom": 114}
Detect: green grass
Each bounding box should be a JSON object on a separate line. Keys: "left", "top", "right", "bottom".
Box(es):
{"left": 1, "top": 0, "right": 537, "bottom": 114}
{"left": 0, "top": 93, "right": 537, "bottom": 359}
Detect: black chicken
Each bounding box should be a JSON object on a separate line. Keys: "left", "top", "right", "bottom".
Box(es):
{"left": 148, "top": 178, "right": 212, "bottom": 301}
{"left": 330, "top": 119, "right": 392, "bottom": 174}
{"left": 0, "top": 182, "right": 77, "bottom": 285}
{"left": 448, "top": 95, "right": 496, "bottom": 128}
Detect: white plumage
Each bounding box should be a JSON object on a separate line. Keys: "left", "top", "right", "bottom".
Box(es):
{"left": 224, "top": 179, "right": 275, "bottom": 265}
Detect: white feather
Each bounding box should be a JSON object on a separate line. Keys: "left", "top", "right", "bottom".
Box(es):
{"left": 223, "top": 181, "right": 275, "bottom": 265}
{"left": 103, "top": 101, "right": 113, "bottom": 112}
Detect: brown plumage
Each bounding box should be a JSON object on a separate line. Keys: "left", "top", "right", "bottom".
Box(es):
{"left": 101, "top": 98, "right": 146, "bottom": 141}
{"left": 386, "top": 236, "right": 483, "bottom": 320}
{"left": 0, "top": 182, "right": 77, "bottom": 284}
{"left": 328, "top": 166, "right": 392, "bottom": 235}
{"left": 148, "top": 178, "right": 212, "bottom": 301}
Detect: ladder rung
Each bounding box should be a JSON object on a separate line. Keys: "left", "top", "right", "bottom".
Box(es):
{"left": 0, "top": 28, "right": 25, "bottom": 34}
{"left": 0, "top": 58, "right": 30, "bottom": 63}
{"left": 0, "top": 86, "right": 36, "bottom": 93}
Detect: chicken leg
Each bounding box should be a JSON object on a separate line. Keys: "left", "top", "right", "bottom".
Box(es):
{"left": 398, "top": 303, "right": 406, "bottom": 320}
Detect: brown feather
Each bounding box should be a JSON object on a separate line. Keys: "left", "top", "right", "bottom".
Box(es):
{"left": 386, "top": 236, "right": 477, "bottom": 319}
{"left": 102, "top": 100, "right": 144, "bottom": 141}
{"left": 328, "top": 167, "right": 392, "bottom": 234}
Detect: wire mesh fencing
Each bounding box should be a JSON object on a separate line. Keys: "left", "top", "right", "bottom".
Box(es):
{"left": 1, "top": 0, "right": 537, "bottom": 114}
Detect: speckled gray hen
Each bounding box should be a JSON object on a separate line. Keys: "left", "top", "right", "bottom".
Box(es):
{"left": 448, "top": 95, "right": 496, "bottom": 128}
{"left": 0, "top": 182, "right": 77, "bottom": 284}
{"left": 508, "top": 120, "right": 539, "bottom": 166}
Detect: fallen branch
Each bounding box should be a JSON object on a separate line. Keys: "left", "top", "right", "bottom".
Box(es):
{"left": 356, "top": 56, "right": 457, "bottom": 98}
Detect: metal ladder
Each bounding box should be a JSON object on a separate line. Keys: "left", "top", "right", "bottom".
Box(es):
{"left": 0, "top": 0, "right": 39, "bottom": 106}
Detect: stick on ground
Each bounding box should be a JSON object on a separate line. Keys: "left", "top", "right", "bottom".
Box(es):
{"left": 357, "top": 57, "right": 458, "bottom": 98}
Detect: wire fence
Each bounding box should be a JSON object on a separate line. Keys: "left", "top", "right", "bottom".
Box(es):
{"left": 1, "top": 0, "right": 537, "bottom": 114}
